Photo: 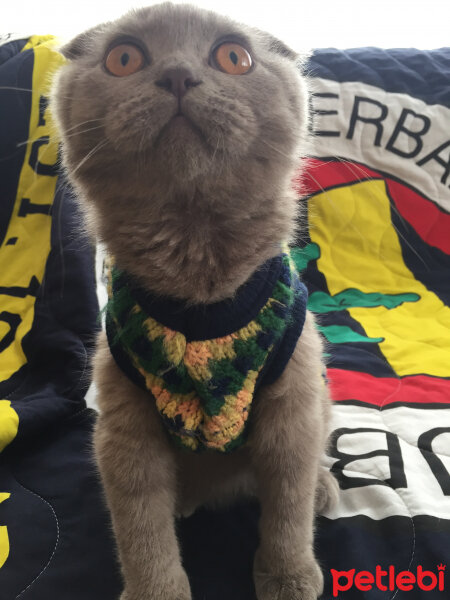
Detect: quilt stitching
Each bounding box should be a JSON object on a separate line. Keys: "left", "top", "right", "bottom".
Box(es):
{"left": 13, "top": 479, "right": 60, "bottom": 598}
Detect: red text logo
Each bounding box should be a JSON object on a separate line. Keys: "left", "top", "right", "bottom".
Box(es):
{"left": 331, "top": 564, "right": 446, "bottom": 597}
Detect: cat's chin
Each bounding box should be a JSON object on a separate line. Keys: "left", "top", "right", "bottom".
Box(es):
{"left": 169, "top": 114, "right": 193, "bottom": 127}
{"left": 152, "top": 153, "right": 209, "bottom": 186}
{"left": 151, "top": 119, "right": 215, "bottom": 184}
{"left": 158, "top": 113, "right": 206, "bottom": 147}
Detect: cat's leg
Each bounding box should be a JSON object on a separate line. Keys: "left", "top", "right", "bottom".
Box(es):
{"left": 94, "top": 333, "right": 191, "bottom": 600}
{"left": 315, "top": 466, "right": 339, "bottom": 514}
{"left": 250, "top": 313, "right": 329, "bottom": 600}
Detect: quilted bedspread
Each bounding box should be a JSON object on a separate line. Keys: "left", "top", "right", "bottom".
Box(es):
{"left": 0, "top": 36, "right": 449, "bottom": 600}
{"left": 297, "top": 48, "right": 450, "bottom": 598}
{"left": 0, "top": 36, "right": 122, "bottom": 599}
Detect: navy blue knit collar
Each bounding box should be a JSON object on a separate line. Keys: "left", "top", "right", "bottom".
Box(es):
{"left": 111, "top": 254, "right": 285, "bottom": 342}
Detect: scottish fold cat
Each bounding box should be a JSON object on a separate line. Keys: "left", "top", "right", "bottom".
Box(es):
{"left": 52, "top": 4, "right": 337, "bottom": 599}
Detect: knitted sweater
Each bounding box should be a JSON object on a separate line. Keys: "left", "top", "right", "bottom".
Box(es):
{"left": 105, "top": 252, "right": 308, "bottom": 452}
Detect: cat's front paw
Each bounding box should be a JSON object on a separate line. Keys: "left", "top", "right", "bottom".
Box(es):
{"left": 315, "top": 468, "right": 339, "bottom": 514}
{"left": 120, "top": 592, "right": 190, "bottom": 600}
{"left": 120, "top": 589, "right": 191, "bottom": 600}
{"left": 253, "top": 552, "right": 323, "bottom": 600}
{"left": 120, "top": 569, "right": 192, "bottom": 600}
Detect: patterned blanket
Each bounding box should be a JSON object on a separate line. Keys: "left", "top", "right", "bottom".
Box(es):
{"left": 0, "top": 37, "right": 448, "bottom": 600}
{"left": 298, "top": 48, "right": 450, "bottom": 599}
{"left": 0, "top": 36, "right": 121, "bottom": 599}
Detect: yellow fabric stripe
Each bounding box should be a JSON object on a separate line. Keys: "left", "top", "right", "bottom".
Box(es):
{"left": 0, "top": 493, "right": 11, "bottom": 569}
{"left": 0, "top": 402, "right": 19, "bottom": 453}
{"left": 0, "top": 38, "right": 65, "bottom": 383}
{"left": 0, "top": 37, "right": 65, "bottom": 572}
{"left": 21, "top": 35, "right": 58, "bottom": 52}
{"left": 309, "top": 179, "right": 450, "bottom": 377}
{"left": 0, "top": 402, "right": 17, "bottom": 569}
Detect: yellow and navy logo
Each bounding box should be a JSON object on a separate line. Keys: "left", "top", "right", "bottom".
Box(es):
{"left": 0, "top": 35, "right": 65, "bottom": 570}
{"left": 293, "top": 158, "right": 450, "bottom": 406}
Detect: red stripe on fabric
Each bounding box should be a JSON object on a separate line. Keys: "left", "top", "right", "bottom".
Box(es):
{"left": 294, "top": 158, "right": 379, "bottom": 196}
{"left": 295, "top": 159, "right": 450, "bottom": 254}
{"left": 387, "top": 180, "right": 450, "bottom": 255}
{"left": 327, "top": 368, "right": 450, "bottom": 406}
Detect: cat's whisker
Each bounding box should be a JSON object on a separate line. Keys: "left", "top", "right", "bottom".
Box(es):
{"left": 307, "top": 158, "right": 430, "bottom": 270}
{"left": 259, "top": 138, "right": 295, "bottom": 162}
{"left": 136, "top": 116, "right": 152, "bottom": 176}
{"left": 213, "top": 127, "right": 226, "bottom": 179}
{"left": 16, "top": 138, "right": 34, "bottom": 148}
{"left": 0, "top": 86, "right": 32, "bottom": 92}
{"left": 59, "top": 124, "right": 105, "bottom": 140}
{"left": 391, "top": 219, "right": 430, "bottom": 269}
{"left": 334, "top": 157, "right": 371, "bottom": 182}
{"left": 302, "top": 170, "right": 332, "bottom": 238}
{"left": 15, "top": 131, "right": 96, "bottom": 149}
{"left": 302, "top": 169, "right": 327, "bottom": 196}
{"left": 211, "top": 129, "right": 221, "bottom": 163}
{"left": 64, "top": 118, "right": 104, "bottom": 133}
{"left": 70, "top": 139, "right": 109, "bottom": 177}
{"left": 16, "top": 122, "right": 104, "bottom": 151}
{"left": 305, "top": 168, "right": 359, "bottom": 235}
{"left": 331, "top": 156, "right": 430, "bottom": 270}
{"left": 307, "top": 181, "right": 377, "bottom": 254}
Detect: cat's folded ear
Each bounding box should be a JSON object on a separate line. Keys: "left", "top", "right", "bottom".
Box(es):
{"left": 258, "top": 31, "right": 311, "bottom": 67}
{"left": 59, "top": 25, "right": 107, "bottom": 59}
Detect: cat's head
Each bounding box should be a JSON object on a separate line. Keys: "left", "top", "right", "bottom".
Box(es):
{"left": 52, "top": 3, "right": 310, "bottom": 301}
{"left": 53, "top": 3, "right": 308, "bottom": 189}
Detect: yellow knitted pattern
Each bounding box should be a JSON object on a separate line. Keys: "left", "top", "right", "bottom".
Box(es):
{"left": 106, "top": 251, "right": 297, "bottom": 452}
{"left": 127, "top": 312, "right": 265, "bottom": 451}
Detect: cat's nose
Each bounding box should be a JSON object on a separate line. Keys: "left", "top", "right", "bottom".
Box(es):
{"left": 155, "top": 68, "right": 201, "bottom": 98}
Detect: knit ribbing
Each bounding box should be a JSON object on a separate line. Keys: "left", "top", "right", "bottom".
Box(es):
{"left": 106, "top": 252, "right": 307, "bottom": 452}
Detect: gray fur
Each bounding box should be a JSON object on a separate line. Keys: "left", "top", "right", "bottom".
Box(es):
{"left": 51, "top": 4, "right": 336, "bottom": 599}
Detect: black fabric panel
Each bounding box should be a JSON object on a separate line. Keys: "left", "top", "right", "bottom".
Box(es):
{"left": 308, "top": 48, "right": 450, "bottom": 107}
{"left": 179, "top": 506, "right": 450, "bottom": 600}
{"left": 0, "top": 38, "right": 28, "bottom": 65}
{"left": 0, "top": 38, "right": 115, "bottom": 600}
{"left": 390, "top": 200, "right": 450, "bottom": 308}
{"left": 317, "top": 515, "right": 450, "bottom": 599}
{"left": 6, "top": 183, "right": 100, "bottom": 446}
{"left": 0, "top": 409, "right": 122, "bottom": 600}
{"left": 179, "top": 502, "right": 260, "bottom": 600}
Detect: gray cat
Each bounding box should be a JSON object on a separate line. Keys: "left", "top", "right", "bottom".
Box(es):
{"left": 51, "top": 3, "right": 338, "bottom": 599}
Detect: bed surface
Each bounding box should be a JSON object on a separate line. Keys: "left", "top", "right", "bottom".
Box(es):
{"left": 0, "top": 37, "right": 449, "bottom": 599}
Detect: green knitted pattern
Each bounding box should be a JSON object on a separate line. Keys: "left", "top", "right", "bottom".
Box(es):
{"left": 106, "top": 253, "right": 299, "bottom": 452}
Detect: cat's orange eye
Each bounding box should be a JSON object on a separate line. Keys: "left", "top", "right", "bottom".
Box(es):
{"left": 105, "top": 43, "right": 145, "bottom": 77}
{"left": 214, "top": 43, "right": 252, "bottom": 75}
